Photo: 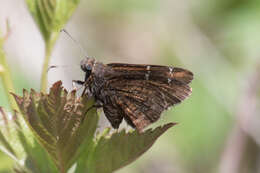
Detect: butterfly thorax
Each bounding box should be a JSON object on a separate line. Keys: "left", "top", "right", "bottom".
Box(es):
{"left": 89, "top": 61, "right": 111, "bottom": 104}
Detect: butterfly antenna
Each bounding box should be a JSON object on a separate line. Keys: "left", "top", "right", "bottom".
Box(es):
{"left": 47, "top": 65, "right": 78, "bottom": 73}
{"left": 60, "top": 29, "right": 88, "bottom": 57}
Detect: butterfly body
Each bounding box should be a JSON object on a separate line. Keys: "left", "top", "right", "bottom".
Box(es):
{"left": 78, "top": 57, "right": 193, "bottom": 132}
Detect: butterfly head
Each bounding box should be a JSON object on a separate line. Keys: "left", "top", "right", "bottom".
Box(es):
{"left": 80, "top": 57, "right": 97, "bottom": 80}
{"left": 80, "top": 57, "right": 96, "bottom": 72}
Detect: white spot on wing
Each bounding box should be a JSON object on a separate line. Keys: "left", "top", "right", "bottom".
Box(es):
{"left": 168, "top": 67, "right": 174, "bottom": 82}
{"left": 145, "top": 65, "right": 151, "bottom": 80}
{"left": 145, "top": 73, "right": 149, "bottom": 80}
{"left": 169, "top": 67, "right": 173, "bottom": 73}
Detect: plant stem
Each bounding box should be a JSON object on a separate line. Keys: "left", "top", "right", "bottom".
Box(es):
{"left": 0, "top": 32, "right": 19, "bottom": 112}
{"left": 40, "top": 33, "right": 59, "bottom": 93}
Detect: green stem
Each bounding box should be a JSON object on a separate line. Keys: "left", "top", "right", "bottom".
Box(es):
{"left": 40, "top": 33, "right": 59, "bottom": 93}
{"left": 0, "top": 32, "right": 19, "bottom": 112}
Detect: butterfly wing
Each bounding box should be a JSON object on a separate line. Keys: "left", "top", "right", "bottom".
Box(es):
{"left": 102, "top": 63, "right": 193, "bottom": 132}
{"left": 106, "top": 63, "right": 193, "bottom": 84}
{"left": 102, "top": 95, "right": 124, "bottom": 129}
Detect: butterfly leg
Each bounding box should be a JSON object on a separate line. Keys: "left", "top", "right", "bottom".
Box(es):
{"left": 72, "top": 80, "right": 85, "bottom": 91}
{"left": 81, "top": 74, "right": 94, "bottom": 96}
{"left": 72, "top": 68, "right": 90, "bottom": 86}
{"left": 72, "top": 80, "right": 85, "bottom": 85}
{"left": 72, "top": 79, "right": 91, "bottom": 96}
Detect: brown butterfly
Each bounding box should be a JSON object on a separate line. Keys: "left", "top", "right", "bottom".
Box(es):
{"left": 74, "top": 57, "right": 193, "bottom": 132}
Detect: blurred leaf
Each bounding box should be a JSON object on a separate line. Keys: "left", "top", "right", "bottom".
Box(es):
{"left": 0, "top": 108, "right": 16, "bottom": 157}
{"left": 16, "top": 122, "right": 58, "bottom": 173}
{"left": 0, "top": 28, "right": 19, "bottom": 112}
{"left": 12, "top": 81, "right": 98, "bottom": 172}
{"left": 26, "top": 0, "right": 79, "bottom": 93}
{"left": 25, "top": 0, "right": 80, "bottom": 42}
{"left": 0, "top": 106, "right": 59, "bottom": 173}
{"left": 25, "top": 0, "right": 81, "bottom": 93}
{"left": 76, "top": 123, "right": 176, "bottom": 173}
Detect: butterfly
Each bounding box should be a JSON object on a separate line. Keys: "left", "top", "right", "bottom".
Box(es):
{"left": 74, "top": 57, "right": 193, "bottom": 132}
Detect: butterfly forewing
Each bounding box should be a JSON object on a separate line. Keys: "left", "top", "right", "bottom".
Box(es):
{"left": 107, "top": 63, "right": 193, "bottom": 85}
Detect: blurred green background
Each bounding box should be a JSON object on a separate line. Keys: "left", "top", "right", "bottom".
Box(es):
{"left": 0, "top": 0, "right": 260, "bottom": 173}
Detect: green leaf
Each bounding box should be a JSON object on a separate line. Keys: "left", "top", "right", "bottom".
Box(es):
{"left": 0, "top": 27, "right": 19, "bottom": 112}
{"left": 16, "top": 128, "right": 58, "bottom": 173}
{"left": 25, "top": 0, "right": 81, "bottom": 93}
{"left": 77, "top": 123, "right": 176, "bottom": 173}
{"left": 0, "top": 106, "right": 58, "bottom": 173}
{"left": 25, "top": 0, "right": 80, "bottom": 42}
{"left": 0, "top": 108, "right": 16, "bottom": 157}
{"left": 10, "top": 81, "right": 176, "bottom": 173}
{"left": 13, "top": 81, "right": 99, "bottom": 172}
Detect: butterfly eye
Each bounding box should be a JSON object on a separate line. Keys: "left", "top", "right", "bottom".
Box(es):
{"left": 86, "top": 64, "right": 92, "bottom": 71}
{"left": 80, "top": 62, "right": 92, "bottom": 72}
{"left": 80, "top": 58, "right": 94, "bottom": 72}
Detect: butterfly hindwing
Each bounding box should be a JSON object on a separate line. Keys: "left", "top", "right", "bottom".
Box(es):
{"left": 102, "top": 95, "right": 124, "bottom": 129}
